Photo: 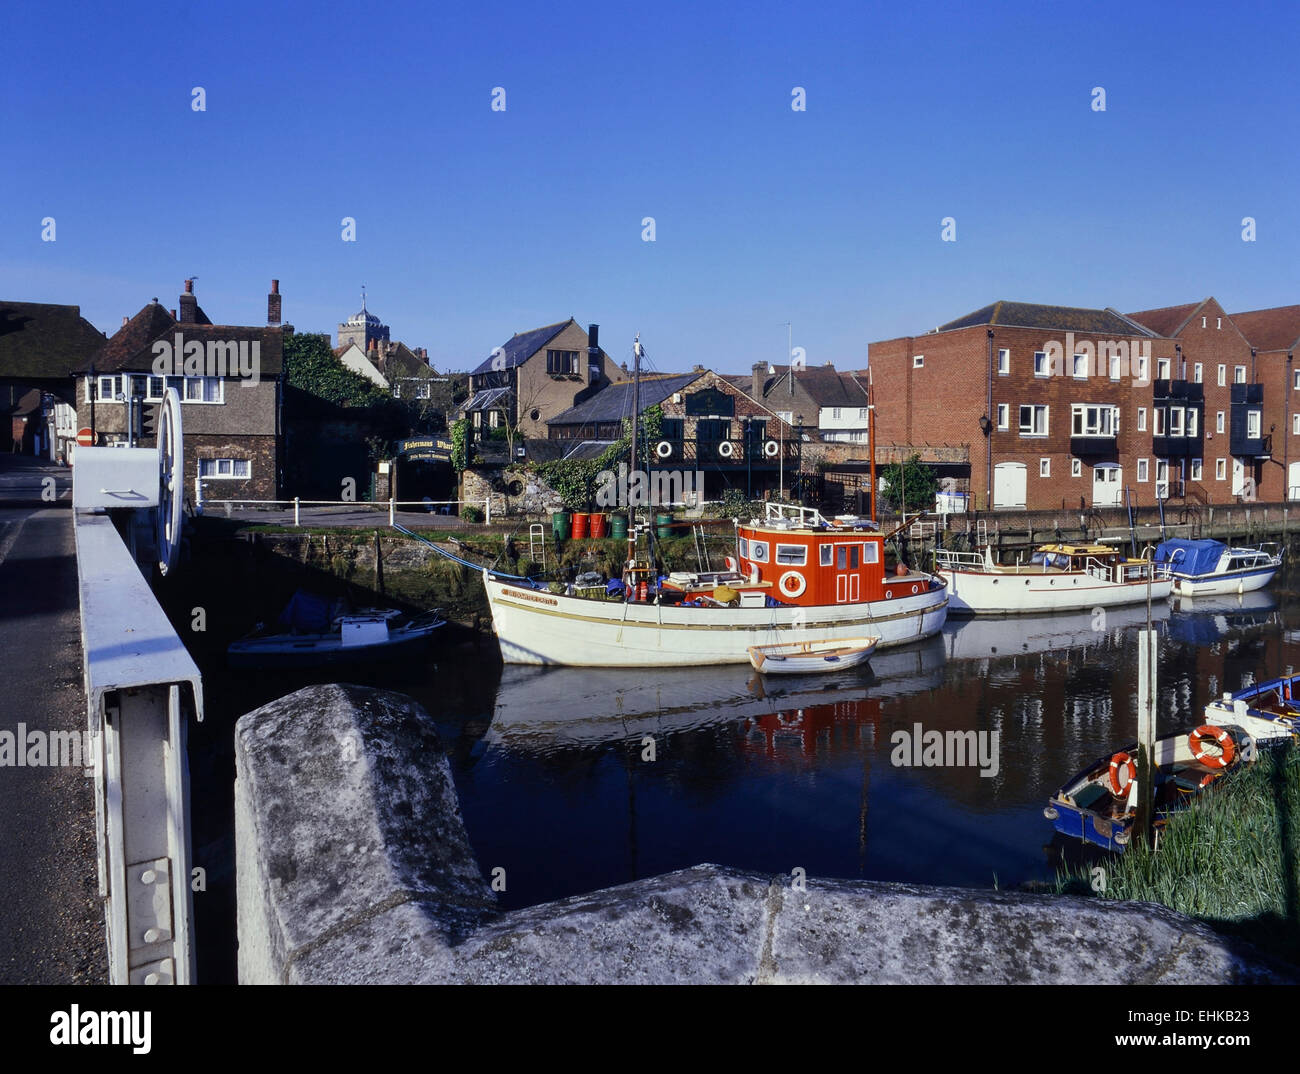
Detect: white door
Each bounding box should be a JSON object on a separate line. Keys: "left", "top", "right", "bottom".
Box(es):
{"left": 1092, "top": 465, "right": 1122, "bottom": 506}
{"left": 1232, "top": 458, "right": 1246, "bottom": 497}
{"left": 993, "top": 462, "right": 1026, "bottom": 509}
{"left": 1288, "top": 461, "right": 1300, "bottom": 501}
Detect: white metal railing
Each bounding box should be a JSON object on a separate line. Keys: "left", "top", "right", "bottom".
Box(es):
{"left": 193, "top": 484, "right": 492, "bottom": 527}
{"left": 933, "top": 549, "right": 988, "bottom": 571}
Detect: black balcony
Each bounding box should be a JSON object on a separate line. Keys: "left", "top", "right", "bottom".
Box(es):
{"left": 650, "top": 437, "right": 801, "bottom": 469}
{"left": 1153, "top": 378, "right": 1204, "bottom": 402}
{"left": 1229, "top": 383, "right": 1267, "bottom": 457}
{"left": 1152, "top": 434, "right": 1203, "bottom": 458}
{"left": 1070, "top": 436, "right": 1118, "bottom": 457}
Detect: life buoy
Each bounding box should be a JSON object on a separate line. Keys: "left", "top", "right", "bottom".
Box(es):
{"left": 764, "top": 439, "right": 779, "bottom": 458}
{"left": 1188, "top": 725, "right": 1235, "bottom": 768}
{"left": 1108, "top": 752, "right": 1136, "bottom": 796}
{"left": 718, "top": 440, "right": 735, "bottom": 458}
{"left": 656, "top": 440, "right": 673, "bottom": 459}
{"left": 779, "top": 571, "right": 806, "bottom": 598}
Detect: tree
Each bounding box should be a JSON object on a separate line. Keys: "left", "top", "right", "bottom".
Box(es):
{"left": 284, "top": 333, "right": 391, "bottom": 408}
{"left": 879, "top": 454, "right": 937, "bottom": 514}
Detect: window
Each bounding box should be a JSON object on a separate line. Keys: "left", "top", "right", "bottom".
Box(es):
{"left": 1071, "top": 458, "right": 1081, "bottom": 477}
{"left": 1202, "top": 316, "right": 1207, "bottom": 328}
{"left": 996, "top": 403, "right": 1009, "bottom": 430}
{"left": 96, "top": 375, "right": 117, "bottom": 401}
{"left": 1191, "top": 459, "right": 1203, "bottom": 481}
{"left": 1217, "top": 411, "right": 1225, "bottom": 433}
{"left": 1216, "top": 458, "right": 1227, "bottom": 480}
{"left": 1168, "top": 406, "right": 1184, "bottom": 437}
{"left": 146, "top": 376, "right": 165, "bottom": 401}
{"left": 819, "top": 544, "right": 832, "bottom": 566}
{"left": 832, "top": 407, "right": 841, "bottom": 419}
{"left": 1248, "top": 410, "right": 1261, "bottom": 439}
{"left": 1018, "top": 405, "right": 1048, "bottom": 436}
{"left": 738, "top": 537, "right": 750, "bottom": 559}
{"left": 1137, "top": 458, "right": 1149, "bottom": 482}
{"left": 1293, "top": 414, "right": 1300, "bottom": 435}
{"left": 1157, "top": 357, "right": 1171, "bottom": 379}
{"left": 1294, "top": 370, "right": 1300, "bottom": 390}
{"left": 1136, "top": 355, "right": 1148, "bottom": 381}
{"left": 858, "top": 408, "right": 867, "bottom": 420}
{"left": 198, "top": 458, "right": 251, "bottom": 479}
{"left": 997, "top": 349, "right": 1009, "bottom": 375}
{"left": 1234, "top": 366, "right": 1247, "bottom": 384}
{"left": 546, "top": 349, "right": 579, "bottom": 374}
{"left": 1073, "top": 353, "right": 1088, "bottom": 379}
{"left": 750, "top": 541, "right": 769, "bottom": 563}
{"left": 1217, "top": 317, "right": 1222, "bottom": 329}
{"left": 1137, "top": 407, "right": 1147, "bottom": 432}
{"left": 862, "top": 542, "right": 879, "bottom": 564}
{"left": 392, "top": 383, "right": 402, "bottom": 398}
{"left": 1040, "top": 458, "right": 1050, "bottom": 478}
{"left": 775, "top": 544, "right": 807, "bottom": 566}
{"left": 1109, "top": 354, "right": 1121, "bottom": 380}
{"left": 913, "top": 355, "right": 924, "bottom": 368}
{"left": 1071, "top": 404, "right": 1118, "bottom": 437}
{"left": 1193, "top": 363, "right": 1202, "bottom": 383}
{"left": 1154, "top": 408, "right": 1165, "bottom": 436}
{"left": 1033, "top": 351, "right": 1050, "bottom": 377}
{"left": 416, "top": 382, "right": 431, "bottom": 399}
{"left": 1186, "top": 408, "right": 1198, "bottom": 437}
{"left": 1218, "top": 365, "right": 1226, "bottom": 386}
{"left": 1156, "top": 460, "right": 1169, "bottom": 484}
{"left": 182, "top": 376, "right": 223, "bottom": 403}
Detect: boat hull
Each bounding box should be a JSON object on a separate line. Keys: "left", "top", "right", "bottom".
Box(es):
{"left": 1169, "top": 565, "right": 1278, "bottom": 597}
{"left": 938, "top": 568, "right": 1172, "bottom": 616}
{"left": 483, "top": 573, "right": 948, "bottom": 666}
{"left": 227, "top": 622, "right": 443, "bottom": 669}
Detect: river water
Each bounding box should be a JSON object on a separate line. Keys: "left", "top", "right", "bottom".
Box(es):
{"left": 192, "top": 572, "right": 1300, "bottom": 955}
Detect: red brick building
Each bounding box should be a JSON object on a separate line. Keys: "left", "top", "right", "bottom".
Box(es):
{"left": 869, "top": 298, "right": 1300, "bottom": 511}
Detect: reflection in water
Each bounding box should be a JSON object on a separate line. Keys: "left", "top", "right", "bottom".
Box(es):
{"left": 446, "top": 585, "right": 1297, "bottom": 911}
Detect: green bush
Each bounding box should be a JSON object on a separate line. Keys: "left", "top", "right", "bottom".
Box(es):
{"left": 461, "top": 505, "right": 485, "bottom": 523}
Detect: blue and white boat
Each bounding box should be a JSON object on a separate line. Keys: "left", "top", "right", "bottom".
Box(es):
{"left": 1204, "top": 673, "right": 1300, "bottom": 746}
{"left": 1152, "top": 538, "right": 1281, "bottom": 597}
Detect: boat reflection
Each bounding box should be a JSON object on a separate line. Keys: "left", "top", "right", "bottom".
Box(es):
{"left": 1168, "top": 590, "right": 1279, "bottom": 645}
{"left": 942, "top": 603, "right": 1171, "bottom": 663}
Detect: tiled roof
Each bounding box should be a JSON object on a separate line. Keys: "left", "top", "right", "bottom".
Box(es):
{"left": 0, "top": 301, "right": 107, "bottom": 380}
{"left": 754, "top": 365, "right": 868, "bottom": 407}
{"left": 82, "top": 301, "right": 284, "bottom": 375}
{"left": 939, "top": 301, "right": 1144, "bottom": 336}
{"left": 1230, "top": 305, "right": 1300, "bottom": 352}
{"left": 384, "top": 342, "right": 435, "bottom": 379}
{"left": 524, "top": 438, "right": 615, "bottom": 463}
{"left": 548, "top": 372, "right": 701, "bottom": 426}
{"left": 470, "top": 319, "right": 575, "bottom": 375}
{"left": 1125, "top": 301, "right": 1206, "bottom": 338}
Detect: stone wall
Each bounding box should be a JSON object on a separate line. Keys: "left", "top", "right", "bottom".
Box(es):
{"left": 236, "top": 684, "right": 1294, "bottom": 985}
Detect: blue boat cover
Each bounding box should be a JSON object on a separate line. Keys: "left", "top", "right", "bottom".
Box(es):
{"left": 1153, "top": 538, "right": 1225, "bottom": 577}
{"left": 278, "top": 590, "right": 334, "bottom": 633}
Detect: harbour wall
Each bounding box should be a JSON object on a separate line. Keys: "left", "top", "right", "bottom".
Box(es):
{"left": 234, "top": 683, "right": 1295, "bottom": 985}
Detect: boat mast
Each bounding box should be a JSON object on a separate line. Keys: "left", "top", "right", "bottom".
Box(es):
{"left": 868, "top": 366, "right": 877, "bottom": 522}
{"left": 628, "top": 335, "right": 642, "bottom": 568}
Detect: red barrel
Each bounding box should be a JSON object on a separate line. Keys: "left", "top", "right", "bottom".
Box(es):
{"left": 571, "top": 512, "right": 590, "bottom": 539}
{"left": 589, "top": 512, "right": 609, "bottom": 538}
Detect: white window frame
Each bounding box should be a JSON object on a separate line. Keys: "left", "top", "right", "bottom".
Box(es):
{"left": 1153, "top": 408, "right": 1165, "bottom": 436}
{"left": 198, "top": 457, "right": 252, "bottom": 480}
{"left": 1186, "top": 408, "right": 1198, "bottom": 437}
{"left": 1040, "top": 458, "right": 1050, "bottom": 478}
{"left": 1072, "top": 353, "right": 1088, "bottom": 379}
{"left": 1071, "top": 458, "right": 1082, "bottom": 477}
{"left": 1193, "top": 363, "right": 1202, "bottom": 383}
{"left": 1136, "top": 356, "right": 1148, "bottom": 381}
{"left": 1248, "top": 410, "right": 1261, "bottom": 439}
{"left": 775, "top": 543, "right": 807, "bottom": 566}
{"left": 1216, "top": 458, "right": 1227, "bottom": 480}
{"left": 1108, "top": 354, "right": 1122, "bottom": 381}
{"left": 996, "top": 403, "right": 1009, "bottom": 430}
{"left": 1018, "top": 404, "right": 1048, "bottom": 437}
{"left": 1293, "top": 414, "right": 1300, "bottom": 435}
{"left": 1137, "top": 458, "right": 1149, "bottom": 482}
{"left": 1157, "top": 357, "right": 1172, "bottom": 380}
{"left": 1137, "top": 407, "right": 1146, "bottom": 432}
{"left": 1033, "top": 351, "right": 1050, "bottom": 377}
{"left": 912, "top": 355, "right": 924, "bottom": 369}
{"left": 1190, "top": 459, "right": 1203, "bottom": 481}
{"left": 997, "top": 349, "right": 1009, "bottom": 375}
{"left": 96, "top": 375, "right": 118, "bottom": 401}
{"left": 1169, "top": 406, "right": 1184, "bottom": 437}
{"left": 1071, "top": 404, "right": 1118, "bottom": 437}
{"left": 750, "top": 540, "right": 770, "bottom": 563}
{"left": 1216, "top": 411, "right": 1225, "bottom": 433}
{"left": 1234, "top": 365, "right": 1247, "bottom": 384}
{"left": 1218, "top": 364, "right": 1226, "bottom": 386}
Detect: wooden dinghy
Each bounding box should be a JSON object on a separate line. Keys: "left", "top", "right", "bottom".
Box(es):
{"left": 747, "top": 636, "right": 879, "bottom": 675}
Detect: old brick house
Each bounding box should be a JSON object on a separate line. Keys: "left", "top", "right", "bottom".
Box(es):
{"left": 728, "top": 363, "right": 871, "bottom": 445}
{"left": 463, "top": 320, "right": 624, "bottom": 440}
{"left": 75, "top": 280, "right": 286, "bottom": 503}
{"left": 869, "top": 301, "right": 1177, "bottom": 511}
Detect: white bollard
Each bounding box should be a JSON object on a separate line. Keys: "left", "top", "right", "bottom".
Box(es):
{"left": 389, "top": 498, "right": 396, "bottom": 527}
{"left": 485, "top": 498, "right": 491, "bottom": 526}
{"left": 294, "top": 497, "right": 300, "bottom": 527}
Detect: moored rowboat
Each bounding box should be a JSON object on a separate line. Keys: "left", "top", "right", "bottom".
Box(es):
{"left": 748, "top": 636, "right": 879, "bottom": 675}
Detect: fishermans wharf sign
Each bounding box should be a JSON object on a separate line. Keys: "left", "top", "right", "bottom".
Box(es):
{"left": 394, "top": 437, "right": 454, "bottom": 462}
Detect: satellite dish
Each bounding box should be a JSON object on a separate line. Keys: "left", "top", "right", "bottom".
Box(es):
{"left": 156, "top": 387, "right": 184, "bottom": 575}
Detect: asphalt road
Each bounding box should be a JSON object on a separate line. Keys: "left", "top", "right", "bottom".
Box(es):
{"left": 0, "top": 457, "right": 106, "bottom": 983}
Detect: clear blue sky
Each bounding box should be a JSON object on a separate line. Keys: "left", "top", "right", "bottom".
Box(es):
{"left": 3, "top": 0, "right": 1296, "bottom": 375}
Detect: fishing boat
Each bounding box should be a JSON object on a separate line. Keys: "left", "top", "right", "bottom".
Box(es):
{"left": 1204, "top": 673, "right": 1300, "bottom": 746}
{"left": 1152, "top": 538, "right": 1281, "bottom": 597}
{"left": 1043, "top": 723, "right": 1253, "bottom": 851}
{"left": 748, "top": 636, "right": 879, "bottom": 675}
{"left": 227, "top": 590, "right": 445, "bottom": 669}
{"left": 933, "top": 542, "right": 1172, "bottom": 616}
{"left": 474, "top": 336, "right": 948, "bottom": 667}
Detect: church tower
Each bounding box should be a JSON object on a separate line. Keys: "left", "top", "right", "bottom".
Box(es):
{"left": 337, "top": 288, "right": 390, "bottom": 351}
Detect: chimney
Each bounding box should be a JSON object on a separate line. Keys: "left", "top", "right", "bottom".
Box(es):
{"left": 586, "top": 324, "right": 600, "bottom": 381}
{"left": 179, "top": 278, "right": 198, "bottom": 324}
{"left": 267, "top": 279, "right": 281, "bottom": 326}
{"left": 170, "top": 309, "right": 177, "bottom": 319}
{"left": 751, "top": 361, "right": 766, "bottom": 399}
{"left": 122, "top": 316, "right": 128, "bottom": 327}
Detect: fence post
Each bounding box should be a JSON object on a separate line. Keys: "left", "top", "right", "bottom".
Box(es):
{"left": 389, "top": 497, "right": 396, "bottom": 527}
{"left": 485, "top": 498, "right": 491, "bottom": 526}
{"left": 294, "top": 496, "right": 300, "bottom": 527}
{"left": 194, "top": 476, "right": 203, "bottom": 515}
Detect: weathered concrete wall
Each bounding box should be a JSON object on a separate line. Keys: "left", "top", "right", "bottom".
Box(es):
{"left": 236, "top": 684, "right": 1295, "bottom": 985}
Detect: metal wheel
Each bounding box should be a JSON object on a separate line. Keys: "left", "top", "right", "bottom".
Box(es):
{"left": 156, "top": 387, "right": 184, "bottom": 575}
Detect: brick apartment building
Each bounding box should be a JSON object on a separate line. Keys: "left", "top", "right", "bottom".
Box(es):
{"left": 869, "top": 298, "right": 1300, "bottom": 511}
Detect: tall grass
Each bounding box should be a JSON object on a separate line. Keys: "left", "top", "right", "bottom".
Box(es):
{"left": 1056, "top": 742, "right": 1300, "bottom": 964}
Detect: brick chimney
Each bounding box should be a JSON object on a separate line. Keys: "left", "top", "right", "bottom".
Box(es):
{"left": 179, "top": 279, "right": 198, "bottom": 323}
{"left": 267, "top": 279, "right": 281, "bottom": 326}
{"left": 751, "top": 361, "right": 767, "bottom": 399}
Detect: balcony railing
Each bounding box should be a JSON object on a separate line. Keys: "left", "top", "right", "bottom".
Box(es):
{"left": 650, "top": 438, "right": 801, "bottom": 468}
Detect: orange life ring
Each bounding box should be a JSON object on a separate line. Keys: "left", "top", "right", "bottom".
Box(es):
{"left": 779, "top": 571, "right": 806, "bottom": 598}
{"left": 1188, "top": 725, "right": 1235, "bottom": 768}
{"left": 1107, "top": 752, "right": 1136, "bottom": 796}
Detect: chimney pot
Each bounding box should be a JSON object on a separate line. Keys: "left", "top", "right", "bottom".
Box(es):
{"left": 267, "top": 280, "right": 282, "bottom": 326}
{"left": 271, "top": 279, "right": 279, "bottom": 294}
{"left": 184, "top": 279, "right": 193, "bottom": 294}
{"left": 122, "top": 316, "right": 128, "bottom": 326}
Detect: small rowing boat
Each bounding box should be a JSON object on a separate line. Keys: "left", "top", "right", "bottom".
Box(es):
{"left": 747, "top": 636, "right": 879, "bottom": 675}
{"left": 1204, "top": 673, "right": 1300, "bottom": 746}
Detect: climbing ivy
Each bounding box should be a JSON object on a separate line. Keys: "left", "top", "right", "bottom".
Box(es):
{"left": 284, "top": 333, "right": 392, "bottom": 408}
{"left": 450, "top": 419, "right": 469, "bottom": 472}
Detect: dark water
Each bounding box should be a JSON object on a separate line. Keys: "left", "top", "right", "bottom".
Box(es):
{"left": 188, "top": 573, "right": 1300, "bottom": 978}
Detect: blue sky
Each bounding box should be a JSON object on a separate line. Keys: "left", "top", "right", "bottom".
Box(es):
{"left": 2, "top": 0, "right": 1296, "bottom": 375}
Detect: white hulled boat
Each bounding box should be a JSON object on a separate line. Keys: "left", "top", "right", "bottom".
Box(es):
{"left": 1151, "top": 538, "right": 1281, "bottom": 597}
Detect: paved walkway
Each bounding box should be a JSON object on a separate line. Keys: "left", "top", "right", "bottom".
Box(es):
{"left": 0, "top": 455, "right": 105, "bottom": 983}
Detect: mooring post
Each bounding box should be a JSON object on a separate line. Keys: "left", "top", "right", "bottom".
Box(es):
{"left": 389, "top": 497, "right": 395, "bottom": 527}
{"left": 293, "top": 496, "right": 300, "bottom": 527}
{"left": 1134, "top": 625, "right": 1157, "bottom": 849}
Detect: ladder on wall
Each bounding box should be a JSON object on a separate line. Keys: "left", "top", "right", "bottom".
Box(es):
{"left": 528, "top": 524, "right": 546, "bottom": 572}
{"left": 693, "top": 524, "right": 711, "bottom": 572}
